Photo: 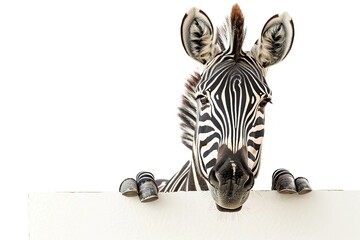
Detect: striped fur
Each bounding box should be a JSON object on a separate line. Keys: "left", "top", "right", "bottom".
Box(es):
{"left": 159, "top": 4, "right": 294, "bottom": 210}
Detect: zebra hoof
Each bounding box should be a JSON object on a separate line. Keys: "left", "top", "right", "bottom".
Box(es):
{"left": 136, "top": 171, "right": 159, "bottom": 203}
{"left": 272, "top": 168, "right": 297, "bottom": 194}
{"left": 119, "top": 178, "right": 138, "bottom": 197}
{"left": 295, "top": 177, "right": 312, "bottom": 194}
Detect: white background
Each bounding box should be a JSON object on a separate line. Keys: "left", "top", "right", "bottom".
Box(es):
{"left": 1, "top": 0, "right": 359, "bottom": 239}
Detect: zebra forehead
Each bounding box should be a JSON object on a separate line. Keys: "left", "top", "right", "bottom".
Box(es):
{"left": 197, "top": 62, "right": 269, "bottom": 95}
{"left": 197, "top": 52, "right": 265, "bottom": 84}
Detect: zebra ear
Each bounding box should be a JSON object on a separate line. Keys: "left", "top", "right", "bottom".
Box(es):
{"left": 181, "top": 8, "right": 215, "bottom": 64}
{"left": 251, "top": 12, "right": 294, "bottom": 68}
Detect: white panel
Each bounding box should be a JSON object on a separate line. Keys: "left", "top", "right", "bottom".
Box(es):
{"left": 29, "top": 191, "right": 360, "bottom": 240}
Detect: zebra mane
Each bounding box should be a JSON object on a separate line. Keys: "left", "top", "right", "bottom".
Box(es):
{"left": 217, "top": 4, "right": 245, "bottom": 56}
{"left": 178, "top": 72, "right": 201, "bottom": 149}
{"left": 231, "top": 4, "right": 245, "bottom": 60}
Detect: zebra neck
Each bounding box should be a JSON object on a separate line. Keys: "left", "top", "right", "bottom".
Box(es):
{"left": 161, "top": 157, "right": 208, "bottom": 192}
{"left": 188, "top": 151, "right": 209, "bottom": 191}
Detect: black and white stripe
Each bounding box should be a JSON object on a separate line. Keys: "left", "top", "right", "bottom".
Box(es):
{"left": 159, "top": 4, "right": 294, "bottom": 194}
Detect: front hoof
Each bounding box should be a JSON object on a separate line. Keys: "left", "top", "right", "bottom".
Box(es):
{"left": 272, "top": 169, "right": 297, "bottom": 194}
{"left": 137, "top": 172, "right": 159, "bottom": 202}
{"left": 119, "top": 178, "right": 138, "bottom": 197}
{"left": 295, "top": 177, "right": 312, "bottom": 194}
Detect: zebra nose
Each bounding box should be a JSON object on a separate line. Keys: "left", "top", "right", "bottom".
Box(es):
{"left": 209, "top": 159, "right": 243, "bottom": 185}
{"left": 209, "top": 164, "right": 254, "bottom": 190}
{"left": 209, "top": 145, "right": 254, "bottom": 190}
{"left": 209, "top": 155, "right": 243, "bottom": 186}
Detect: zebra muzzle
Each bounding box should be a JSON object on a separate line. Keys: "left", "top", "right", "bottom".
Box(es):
{"left": 208, "top": 145, "right": 254, "bottom": 211}
{"left": 209, "top": 145, "right": 254, "bottom": 190}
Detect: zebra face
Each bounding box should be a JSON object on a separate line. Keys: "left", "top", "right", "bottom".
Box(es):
{"left": 181, "top": 4, "right": 294, "bottom": 211}
{"left": 195, "top": 56, "right": 272, "bottom": 211}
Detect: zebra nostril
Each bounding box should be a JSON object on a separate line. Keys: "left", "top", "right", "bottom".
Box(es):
{"left": 209, "top": 170, "right": 219, "bottom": 188}
{"left": 244, "top": 175, "right": 254, "bottom": 190}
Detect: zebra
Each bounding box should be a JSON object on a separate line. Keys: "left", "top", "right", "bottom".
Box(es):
{"left": 120, "top": 4, "right": 311, "bottom": 212}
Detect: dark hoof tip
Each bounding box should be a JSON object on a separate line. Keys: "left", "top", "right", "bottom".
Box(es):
{"left": 295, "top": 177, "right": 312, "bottom": 194}
{"left": 120, "top": 178, "right": 138, "bottom": 197}
{"left": 140, "top": 195, "right": 159, "bottom": 203}
{"left": 216, "top": 204, "right": 242, "bottom": 212}
{"left": 272, "top": 169, "right": 296, "bottom": 194}
{"left": 121, "top": 189, "right": 139, "bottom": 197}
{"left": 138, "top": 180, "right": 159, "bottom": 203}
{"left": 298, "top": 188, "right": 312, "bottom": 195}
{"left": 277, "top": 188, "right": 297, "bottom": 194}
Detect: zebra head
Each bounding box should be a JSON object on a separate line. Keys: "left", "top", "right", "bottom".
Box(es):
{"left": 180, "top": 4, "right": 294, "bottom": 211}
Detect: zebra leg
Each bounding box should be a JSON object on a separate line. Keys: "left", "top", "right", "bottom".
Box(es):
{"left": 119, "top": 171, "right": 160, "bottom": 202}
{"left": 272, "top": 169, "right": 312, "bottom": 194}
{"left": 155, "top": 179, "right": 169, "bottom": 192}
{"left": 119, "top": 178, "right": 138, "bottom": 196}
{"left": 295, "top": 177, "right": 312, "bottom": 194}
{"left": 272, "top": 168, "right": 297, "bottom": 194}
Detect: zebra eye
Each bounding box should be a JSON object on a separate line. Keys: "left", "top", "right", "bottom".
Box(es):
{"left": 259, "top": 98, "right": 272, "bottom": 108}
{"left": 196, "top": 94, "right": 209, "bottom": 105}
{"left": 259, "top": 101, "right": 268, "bottom": 108}
{"left": 200, "top": 97, "right": 209, "bottom": 105}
